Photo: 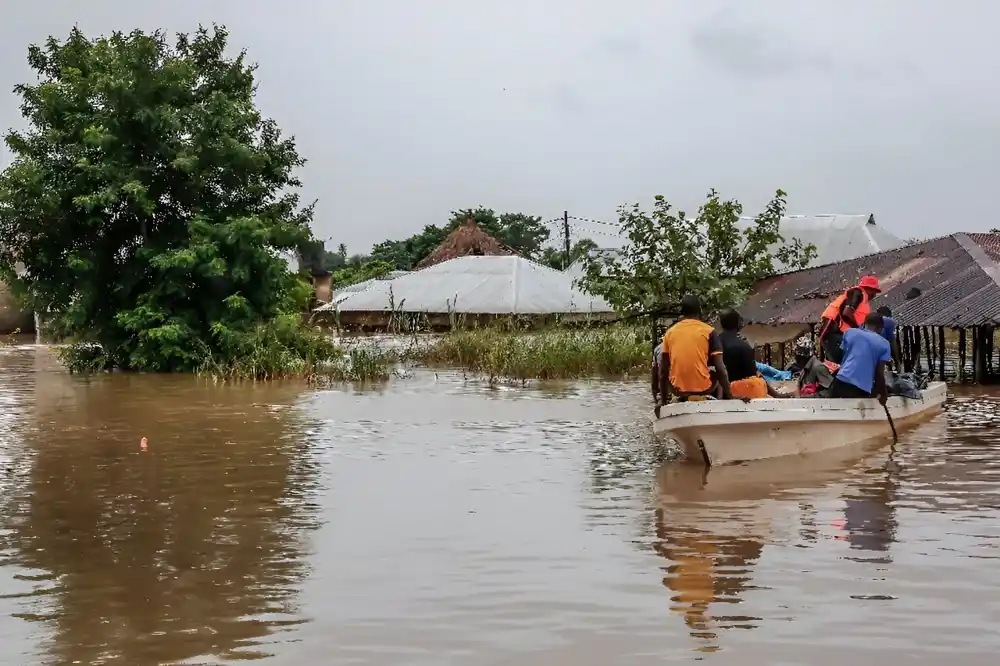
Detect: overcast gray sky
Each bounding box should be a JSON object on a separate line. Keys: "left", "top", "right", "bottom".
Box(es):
{"left": 2, "top": 1, "right": 998, "bottom": 252}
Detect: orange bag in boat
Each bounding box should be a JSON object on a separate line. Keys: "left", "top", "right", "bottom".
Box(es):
{"left": 730, "top": 376, "right": 768, "bottom": 400}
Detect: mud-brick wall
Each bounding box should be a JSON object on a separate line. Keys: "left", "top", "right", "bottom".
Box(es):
{"left": 0, "top": 280, "right": 33, "bottom": 334}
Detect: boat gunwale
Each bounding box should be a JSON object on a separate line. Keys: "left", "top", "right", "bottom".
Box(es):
{"left": 653, "top": 381, "right": 948, "bottom": 422}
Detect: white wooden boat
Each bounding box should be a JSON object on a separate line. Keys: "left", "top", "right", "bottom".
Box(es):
{"left": 652, "top": 381, "right": 947, "bottom": 466}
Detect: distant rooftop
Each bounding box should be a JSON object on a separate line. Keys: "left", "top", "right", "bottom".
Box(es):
{"left": 323, "top": 255, "right": 612, "bottom": 316}
{"left": 741, "top": 232, "right": 1000, "bottom": 328}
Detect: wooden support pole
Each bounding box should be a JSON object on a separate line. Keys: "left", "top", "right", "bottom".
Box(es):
{"left": 922, "top": 326, "right": 932, "bottom": 377}
{"left": 939, "top": 327, "right": 947, "bottom": 381}
{"left": 913, "top": 326, "right": 923, "bottom": 372}
{"left": 958, "top": 328, "right": 966, "bottom": 382}
{"left": 903, "top": 326, "right": 913, "bottom": 372}
{"left": 987, "top": 327, "right": 995, "bottom": 379}
{"left": 975, "top": 325, "right": 988, "bottom": 384}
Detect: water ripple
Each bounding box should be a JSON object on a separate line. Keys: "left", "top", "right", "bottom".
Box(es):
{"left": 2, "top": 352, "right": 1000, "bottom": 664}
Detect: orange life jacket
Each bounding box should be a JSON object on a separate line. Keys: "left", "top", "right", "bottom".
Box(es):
{"left": 820, "top": 289, "right": 870, "bottom": 335}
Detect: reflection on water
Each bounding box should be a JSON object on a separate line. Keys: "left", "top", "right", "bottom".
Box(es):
{"left": 0, "top": 346, "right": 322, "bottom": 664}
{"left": 841, "top": 453, "right": 898, "bottom": 560}
{"left": 3, "top": 344, "right": 1000, "bottom": 664}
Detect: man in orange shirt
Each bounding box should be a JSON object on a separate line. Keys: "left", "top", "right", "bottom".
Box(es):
{"left": 656, "top": 294, "right": 734, "bottom": 416}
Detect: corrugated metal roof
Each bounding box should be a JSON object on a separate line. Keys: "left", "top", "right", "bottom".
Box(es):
{"left": 327, "top": 255, "right": 613, "bottom": 315}
{"left": 741, "top": 233, "right": 1000, "bottom": 328}
{"left": 324, "top": 271, "right": 411, "bottom": 307}
{"left": 567, "top": 213, "right": 904, "bottom": 275}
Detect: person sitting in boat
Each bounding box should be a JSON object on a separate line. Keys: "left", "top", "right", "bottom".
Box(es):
{"left": 792, "top": 335, "right": 836, "bottom": 397}
{"left": 655, "top": 295, "right": 734, "bottom": 416}
{"left": 827, "top": 312, "right": 891, "bottom": 404}
{"left": 717, "top": 308, "right": 791, "bottom": 399}
{"left": 876, "top": 305, "right": 902, "bottom": 368}
{"left": 817, "top": 275, "right": 881, "bottom": 364}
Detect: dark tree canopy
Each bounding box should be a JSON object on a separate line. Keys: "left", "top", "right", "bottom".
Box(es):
{"left": 370, "top": 207, "right": 550, "bottom": 270}
{"left": 0, "top": 25, "right": 320, "bottom": 372}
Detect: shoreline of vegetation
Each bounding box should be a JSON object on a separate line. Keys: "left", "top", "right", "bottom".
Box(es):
{"left": 0, "top": 25, "right": 818, "bottom": 387}
{"left": 40, "top": 324, "right": 651, "bottom": 386}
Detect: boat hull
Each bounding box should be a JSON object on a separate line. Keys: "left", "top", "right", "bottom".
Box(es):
{"left": 652, "top": 381, "right": 947, "bottom": 466}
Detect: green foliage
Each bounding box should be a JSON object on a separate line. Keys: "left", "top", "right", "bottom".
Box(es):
{"left": 370, "top": 207, "right": 550, "bottom": 270}
{"left": 331, "top": 259, "right": 395, "bottom": 289}
{"left": 416, "top": 325, "right": 649, "bottom": 384}
{"left": 318, "top": 242, "right": 372, "bottom": 272}
{"left": 540, "top": 238, "right": 598, "bottom": 270}
{"left": 0, "top": 25, "right": 326, "bottom": 375}
{"left": 576, "top": 189, "right": 817, "bottom": 316}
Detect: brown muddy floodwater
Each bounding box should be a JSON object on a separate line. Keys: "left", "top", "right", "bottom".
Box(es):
{"left": 2, "top": 345, "right": 1000, "bottom": 665}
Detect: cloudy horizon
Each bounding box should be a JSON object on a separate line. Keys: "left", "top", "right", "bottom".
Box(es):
{"left": 3, "top": 0, "right": 998, "bottom": 254}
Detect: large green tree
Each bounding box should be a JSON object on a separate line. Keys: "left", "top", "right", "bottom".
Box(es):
{"left": 0, "top": 26, "right": 322, "bottom": 372}
{"left": 576, "top": 189, "right": 817, "bottom": 316}
{"left": 370, "top": 207, "right": 550, "bottom": 270}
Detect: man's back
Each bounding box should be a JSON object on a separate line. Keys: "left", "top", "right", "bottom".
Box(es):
{"left": 838, "top": 328, "right": 892, "bottom": 394}
{"left": 882, "top": 316, "right": 896, "bottom": 342}
{"left": 662, "top": 318, "right": 720, "bottom": 393}
{"left": 718, "top": 330, "right": 757, "bottom": 382}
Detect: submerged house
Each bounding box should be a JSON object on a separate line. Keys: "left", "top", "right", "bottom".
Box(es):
{"left": 329, "top": 270, "right": 410, "bottom": 307}
{"left": 740, "top": 232, "right": 1000, "bottom": 383}
{"left": 319, "top": 255, "right": 614, "bottom": 330}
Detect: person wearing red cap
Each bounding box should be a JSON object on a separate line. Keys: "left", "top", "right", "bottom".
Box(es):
{"left": 817, "top": 275, "right": 881, "bottom": 364}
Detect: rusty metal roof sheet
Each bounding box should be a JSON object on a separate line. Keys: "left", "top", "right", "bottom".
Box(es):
{"left": 741, "top": 233, "right": 1000, "bottom": 328}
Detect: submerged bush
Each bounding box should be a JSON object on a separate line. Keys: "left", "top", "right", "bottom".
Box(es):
{"left": 317, "top": 341, "right": 399, "bottom": 383}
{"left": 416, "top": 325, "right": 649, "bottom": 384}
{"left": 58, "top": 317, "right": 399, "bottom": 383}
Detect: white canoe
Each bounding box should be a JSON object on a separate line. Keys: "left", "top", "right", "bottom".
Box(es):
{"left": 652, "top": 381, "right": 948, "bottom": 466}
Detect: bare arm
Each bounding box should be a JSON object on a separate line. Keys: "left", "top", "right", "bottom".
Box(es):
{"left": 711, "top": 355, "right": 733, "bottom": 400}
{"left": 874, "top": 360, "right": 889, "bottom": 404}
{"left": 840, "top": 289, "right": 864, "bottom": 329}
{"left": 658, "top": 353, "right": 672, "bottom": 405}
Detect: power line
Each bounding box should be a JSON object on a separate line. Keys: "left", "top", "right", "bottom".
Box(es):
{"left": 567, "top": 215, "right": 620, "bottom": 227}
{"left": 541, "top": 218, "right": 622, "bottom": 239}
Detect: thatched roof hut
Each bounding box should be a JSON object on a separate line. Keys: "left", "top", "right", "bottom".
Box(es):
{"left": 415, "top": 221, "right": 515, "bottom": 269}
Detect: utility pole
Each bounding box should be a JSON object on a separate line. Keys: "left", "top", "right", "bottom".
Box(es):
{"left": 562, "top": 210, "right": 571, "bottom": 269}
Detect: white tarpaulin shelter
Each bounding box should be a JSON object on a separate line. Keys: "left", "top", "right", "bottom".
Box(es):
{"left": 742, "top": 214, "right": 905, "bottom": 271}
{"left": 567, "top": 213, "right": 906, "bottom": 276}
{"left": 326, "top": 255, "right": 612, "bottom": 315}
{"left": 326, "top": 271, "right": 410, "bottom": 306}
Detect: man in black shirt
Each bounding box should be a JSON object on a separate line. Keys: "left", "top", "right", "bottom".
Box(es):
{"left": 718, "top": 308, "right": 790, "bottom": 399}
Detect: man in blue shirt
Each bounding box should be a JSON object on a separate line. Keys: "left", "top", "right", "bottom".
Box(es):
{"left": 876, "top": 305, "right": 901, "bottom": 368}
{"left": 828, "top": 312, "right": 891, "bottom": 404}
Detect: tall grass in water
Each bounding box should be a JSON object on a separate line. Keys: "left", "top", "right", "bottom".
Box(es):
{"left": 53, "top": 316, "right": 399, "bottom": 383}
{"left": 417, "top": 325, "right": 649, "bottom": 384}
{"left": 200, "top": 321, "right": 399, "bottom": 383}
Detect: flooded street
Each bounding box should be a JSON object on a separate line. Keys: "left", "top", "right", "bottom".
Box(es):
{"left": 2, "top": 345, "right": 1000, "bottom": 664}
